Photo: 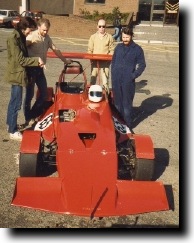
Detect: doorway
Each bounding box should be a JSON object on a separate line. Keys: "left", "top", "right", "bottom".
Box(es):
{"left": 138, "top": 0, "right": 179, "bottom": 25}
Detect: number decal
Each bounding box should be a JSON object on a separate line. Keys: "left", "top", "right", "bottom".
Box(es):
{"left": 112, "top": 116, "right": 131, "bottom": 134}
{"left": 34, "top": 113, "right": 53, "bottom": 131}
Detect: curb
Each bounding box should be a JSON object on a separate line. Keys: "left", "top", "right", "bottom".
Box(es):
{"left": 134, "top": 39, "right": 179, "bottom": 46}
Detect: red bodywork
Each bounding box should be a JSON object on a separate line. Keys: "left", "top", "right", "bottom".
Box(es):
{"left": 11, "top": 53, "right": 169, "bottom": 217}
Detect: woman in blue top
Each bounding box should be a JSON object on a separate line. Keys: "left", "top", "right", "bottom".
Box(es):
{"left": 111, "top": 27, "right": 146, "bottom": 132}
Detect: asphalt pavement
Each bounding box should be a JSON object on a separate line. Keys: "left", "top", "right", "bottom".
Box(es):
{"left": 133, "top": 22, "right": 179, "bottom": 45}
{"left": 0, "top": 27, "right": 179, "bottom": 230}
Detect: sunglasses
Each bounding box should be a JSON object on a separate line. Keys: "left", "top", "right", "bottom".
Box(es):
{"left": 98, "top": 25, "right": 105, "bottom": 28}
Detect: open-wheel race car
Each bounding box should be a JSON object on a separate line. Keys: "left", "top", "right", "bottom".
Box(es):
{"left": 11, "top": 52, "right": 169, "bottom": 217}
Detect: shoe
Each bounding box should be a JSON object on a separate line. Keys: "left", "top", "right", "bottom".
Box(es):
{"left": 129, "top": 127, "right": 135, "bottom": 134}
{"left": 28, "top": 119, "right": 36, "bottom": 126}
{"left": 18, "top": 119, "right": 36, "bottom": 131}
{"left": 17, "top": 123, "right": 27, "bottom": 131}
{"left": 10, "top": 131, "right": 22, "bottom": 141}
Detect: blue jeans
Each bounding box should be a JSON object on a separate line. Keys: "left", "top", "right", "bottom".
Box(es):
{"left": 24, "top": 67, "right": 47, "bottom": 121}
{"left": 112, "top": 27, "right": 121, "bottom": 42}
{"left": 6, "top": 85, "right": 23, "bottom": 133}
{"left": 112, "top": 81, "right": 135, "bottom": 129}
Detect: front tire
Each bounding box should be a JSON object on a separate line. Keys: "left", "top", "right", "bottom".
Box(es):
{"left": 132, "top": 158, "right": 155, "bottom": 181}
{"left": 117, "top": 139, "right": 155, "bottom": 181}
{"left": 19, "top": 153, "right": 40, "bottom": 177}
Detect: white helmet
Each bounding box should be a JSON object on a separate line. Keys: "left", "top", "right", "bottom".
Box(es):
{"left": 88, "top": 85, "right": 103, "bottom": 103}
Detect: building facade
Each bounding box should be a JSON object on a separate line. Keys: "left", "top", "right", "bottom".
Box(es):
{"left": 0, "top": 0, "right": 20, "bottom": 11}
{"left": 0, "top": 0, "right": 139, "bottom": 21}
{"left": 0, "top": 0, "right": 179, "bottom": 25}
{"left": 73, "top": 0, "right": 138, "bottom": 17}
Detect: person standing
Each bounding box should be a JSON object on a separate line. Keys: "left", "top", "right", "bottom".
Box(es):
{"left": 24, "top": 18, "right": 71, "bottom": 124}
{"left": 112, "top": 14, "right": 122, "bottom": 42}
{"left": 4, "top": 17, "right": 44, "bottom": 141}
{"left": 88, "top": 18, "right": 115, "bottom": 93}
{"left": 111, "top": 27, "right": 146, "bottom": 132}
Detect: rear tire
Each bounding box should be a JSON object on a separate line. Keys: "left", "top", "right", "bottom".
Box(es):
{"left": 19, "top": 153, "right": 40, "bottom": 177}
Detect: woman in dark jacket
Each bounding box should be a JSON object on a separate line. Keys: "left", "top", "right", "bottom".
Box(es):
{"left": 111, "top": 27, "right": 146, "bottom": 132}
{"left": 4, "top": 17, "right": 44, "bottom": 141}
{"left": 112, "top": 14, "right": 122, "bottom": 42}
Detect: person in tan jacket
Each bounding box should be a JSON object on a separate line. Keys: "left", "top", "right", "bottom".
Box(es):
{"left": 88, "top": 18, "right": 115, "bottom": 93}
{"left": 24, "top": 18, "right": 72, "bottom": 124}
{"left": 4, "top": 17, "right": 44, "bottom": 141}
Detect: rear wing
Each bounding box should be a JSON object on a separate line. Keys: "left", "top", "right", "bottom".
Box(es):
{"left": 47, "top": 52, "right": 112, "bottom": 61}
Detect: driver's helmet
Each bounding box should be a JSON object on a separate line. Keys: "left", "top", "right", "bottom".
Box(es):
{"left": 88, "top": 85, "right": 103, "bottom": 102}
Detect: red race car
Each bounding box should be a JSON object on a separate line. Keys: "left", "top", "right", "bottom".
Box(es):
{"left": 11, "top": 53, "right": 169, "bottom": 217}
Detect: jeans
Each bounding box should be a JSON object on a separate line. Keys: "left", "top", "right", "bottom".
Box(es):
{"left": 24, "top": 67, "right": 47, "bottom": 121}
{"left": 112, "top": 27, "right": 121, "bottom": 42}
{"left": 112, "top": 81, "right": 135, "bottom": 129}
{"left": 6, "top": 85, "right": 23, "bottom": 133}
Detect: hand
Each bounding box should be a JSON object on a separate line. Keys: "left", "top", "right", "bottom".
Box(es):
{"left": 38, "top": 57, "right": 44, "bottom": 68}
{"left": 65, "top": 59, "right": 72, "bottom": 64}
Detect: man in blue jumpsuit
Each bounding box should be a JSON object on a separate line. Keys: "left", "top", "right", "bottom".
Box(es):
{"left": 111, "top": 27, "right": 146, "bottom": 132}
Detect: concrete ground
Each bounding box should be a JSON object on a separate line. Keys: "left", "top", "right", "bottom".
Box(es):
{"left": 45, "top": 14, "right": 179, "bottom": 45}
{"left": 0, "top": 18, "right": 180, "bottom": 232}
